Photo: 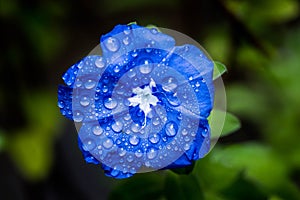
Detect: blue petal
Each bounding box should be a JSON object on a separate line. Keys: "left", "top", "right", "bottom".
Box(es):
{"left": 102, "top": 164, "right": 134, "bottom": 179}
{"left": 78, "top": 137, "right": 100, "bottom": 165}
{"left": 100, "top": 24, "right": 175, "bottom": 63}
{"left": 62, "top": 63, "right": 79, "bottom": 87}
{"left": 57, "top": 85, "right": 73, "bottom": 120}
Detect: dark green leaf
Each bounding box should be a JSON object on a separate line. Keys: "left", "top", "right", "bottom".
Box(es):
{"left": 221, "top": 172, "right": 268, "bottom": 200}
{"left": 109, "top": 173, "right": 165, "bottom": 200}
{"left": 165, "top": 172, "right": 204, "bottom": 200}
{"left": 209, "top": 109, "right": 241, "bottom": 139}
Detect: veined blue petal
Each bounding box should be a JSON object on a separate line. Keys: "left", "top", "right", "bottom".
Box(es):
{"left": 78, "top": 137, "right": 100, "bottom": 165}
{"left": 100, "top": 24, "right": 175, "bottom": 64}
{"left": 58, "top": 85, "right": 73, "bottom": 120}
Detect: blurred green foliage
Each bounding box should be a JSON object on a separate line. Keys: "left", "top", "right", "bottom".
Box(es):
{"left": 1, "top": 0, "right": 300, "bottom": 199}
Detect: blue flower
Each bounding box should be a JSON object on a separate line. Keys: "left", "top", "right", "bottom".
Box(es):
{"left": 58, "top": 24, "right": 214, "bottom": 179}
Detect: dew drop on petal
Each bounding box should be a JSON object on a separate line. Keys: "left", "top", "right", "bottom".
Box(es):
{"left": 82, "top": 138, "right": 96, "bottom": 151}
{"left": 184, "top": 143, "right": 190, "bottom": 151}
{"left": 131, "top": 123, "right": 141, "bottom": 133}
{"left": 95, "top": 57, "right": 105, "bottom": 68}
{"left": 165, "top": 121, "right": 178, "bottom": 137}
{"left": 127, "top": 155, "right": 134, "bottom": 162}
{"left": 127, "top": 69, "right": 136, "bottom": 78}
{"left": 139, "top": 59, "right": 153, "bottom": 74}
{"left": 80, "top": 96, "right": 90, "bottom": 106}
{"left": 135, "top": 149, "right": 143, "bottom": 158}
{"left": 92, "top": 125, "right": 103, "bottom": 136}
{"left": 58, "top": 101, "right": 64, "bottom": 108}
{"left": 149, "top": 133, "right": 160, "bottom": 144}
{"left": 151, "top": 28, "right": 158, "bottom": 34}
{"left": 181, "top": 129, "right": 188, "bottom": 136}
{"left": 147, "top": 148, "right": 157, "bottom": 160}
{"left": 162, "top": 76, "right": 178, "bottom": 92}
{"left": 118, "top": 148, "right": 126, "bottom": 157}
{"left": 112, "top": 121, "right": 123, "bottom": 133}
{"left": 152, "top": 117, "right": 160, "bottom": 126}
{"left": 84, "top": 79, "right": 96, "bottom": 89}
{"left": 104, "top": 37, "right": 120, "bottom": 52}
{"left": 202, "top": 128, "right": 208, "bottom": 137}
{"left": 129, "top": 135, "right": 140, "bottom": 146}
{"left": 122, "top": 36, "right": 130, "bottom": 45}
{"left": 73, "top": 110, "right": 84, "bottom": 122}
{"left": 123, "top": 28, "right": 131, "bottom": 35}
{"left": 103, "top": 138, "right": 114, "bottom": 149}
{"left": 104, "top": 98, "right": 118, "bottom": 110}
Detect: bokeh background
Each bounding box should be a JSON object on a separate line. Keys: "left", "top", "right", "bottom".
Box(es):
{"left": 1, "top": 0, "right": 300, "bottom": 199}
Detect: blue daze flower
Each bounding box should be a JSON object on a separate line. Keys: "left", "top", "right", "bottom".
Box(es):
{"left": 58, "top": 24, "right": 214, "bottom": 179}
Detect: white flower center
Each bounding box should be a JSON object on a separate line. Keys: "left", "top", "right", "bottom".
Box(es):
{"left": 128, "top": 79, "right": 159, "bottom": 126}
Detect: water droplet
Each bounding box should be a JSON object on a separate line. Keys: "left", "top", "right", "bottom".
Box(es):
{"left": 95, "top": 57, "right": 105, "bottom": 68}
{"left": 123, "top": 28, "right": 131, "bottom": 35}
{"left": 84, "top": 79, "right": 96, "bottom": 89}
{"left": 80, "top": 96, "right": 90, "bottom": 106}
{"left": 152, "top": 117, "right": 160, "bottom": 126}
{"left": 184, "top": 143, "right": 190, "bottom": 151}
{"left": 112, "top": 121, "right": 123, "bottom": 133}
{"left": 127, "top": 69, "right": 136, "bottom": 78}
{"left": 82, "top": 138, "right": 96, "bottom": 151}
{"left": 131, "top": 50, "right": 138, "bottom": 57}
{"left": 104, "top": 37, "right": 120, "bottom": 52}
{"left": 165, "top": 121, "right": 178, "bottom": 137}
{"left": 135, "top": 149, "right": 143, "bottom": 158}
{"left": 181, "top": 129, "right": 188, "bottom": 136}
{"left": 131, "top": 123, "right": 141, "bottom": 133}
{"left": 195, "top": 81, "right": 200, "bottom": 87}
{"left": 166, "top": 93, "right": 181, "bottom": 107}
{"left": 122, "top": 36, "right": 130, "bottom": 45}
{"left": 92, "top": 125, "right": 103, "bottom": 135}
{"left": 102, "top": 85, "right": 108, "bottom": 93}
{"left": 162, "top": 76, "right": 178, "bottom": 92}
{"left": 114, "top": 65, "right": 120, "bottom": 73}
{"left": 151, "top": 28, "right": 158, "bottom": 34}
{"left": 58, "top": 101, "right": 64, "bottom": 108}
{"left": 129, "top": 135, "right": 140, "bottom": 146}
{"left": 104, "top": 98, "right": 118, "bottom": 109}
{"left": 103, "top": 138, "right": 114, "bottom": 149}
{"left": 149, "top": 133, "right": 160, "bottom": 144}
{"left": 118, "top": 148, "right": 126, "bottom": 157}
{"left": 139, "top": 59, "right": 153, "bottom": 74}
{"left": 127, "top": 155, "right": 134, "bottom": 162}
{"left": 73, "top": 110, "right": 84, "bottom": 122}
{"left": 202, "top": 128, "right": 208, "bottom": 137}
{"left": 147, "top": 148, "right": 157, "bottom": 159}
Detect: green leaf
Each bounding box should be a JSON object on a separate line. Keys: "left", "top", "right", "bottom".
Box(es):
{"left": 209, "top": 109, "right": 241, "bottom": 139}
{"left": 213, "top": 61, "right": 227, "bottom": 80}
{"left": 221, "top": 112, "right": 241, "bottom": 136}
{"left": 221, "top": 172, "right": 268, "bottom": 200}
{"left": 7, "top": 91, "right": 61, "bottom": 181}
{"left": 165, "top": 172, "right": 204, "bottom": 200}
{"left": 109, "top": 173, "right": 165, "bottom": 200}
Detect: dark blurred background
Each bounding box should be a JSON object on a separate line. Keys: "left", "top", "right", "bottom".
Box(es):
{"left": 1, "top": 0, "right": 300, "bottom": 199}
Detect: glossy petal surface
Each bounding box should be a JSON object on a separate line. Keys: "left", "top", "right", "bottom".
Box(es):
{"left": 58, "top": 24, "right": 214, "bottom": 179}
